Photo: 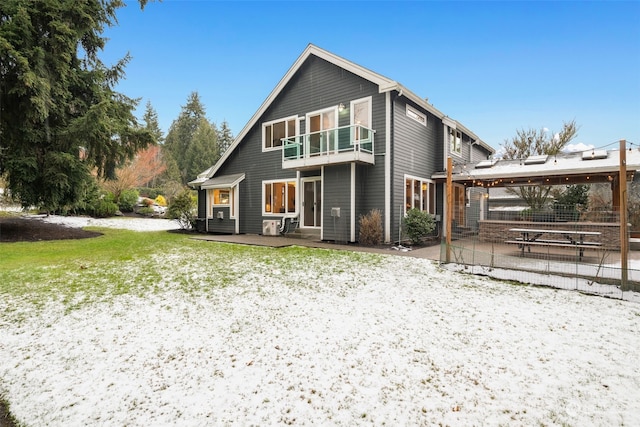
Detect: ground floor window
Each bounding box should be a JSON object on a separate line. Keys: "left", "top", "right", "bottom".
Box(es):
{"left": 263, "top": 180, "right": 296, "bottom": 214}
{"left": 405, "top": 176, "right": 435, "bottom": 215}
{"left": 208, "top": 187, "right": 235, "bottom": 217}
{"left": 213, "top": 189, "right": 229, "bottom": 205}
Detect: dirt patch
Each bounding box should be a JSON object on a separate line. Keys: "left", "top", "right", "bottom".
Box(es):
{"left": 0, "top": 216, "right": 102, "bottom": 242}
{"left": 0, "top": 398, "right": 17, "bottom": 427}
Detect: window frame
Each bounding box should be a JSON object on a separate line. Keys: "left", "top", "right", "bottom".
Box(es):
{"left": 350, "top": 96, "right": 372, "bottom": 142}
{"left": 262, "top": 179, "right": 297, "bottom": 216}
{"left": 450, "top": 129, "right": 462, "bottom": 155}
{"left": 404, "top": 175, "right": 435, "bottom": 216}
{"left": 208, "top": 187, "right": 236, "bottom": 218}
{"left": 406, "top": 105, "right": 427, "bottom": 127}
{"left": 262, "top": 116, "right": 298, "bottom": 152}
{"left": 213, "top": 189, "right": 230, "bottom": 206}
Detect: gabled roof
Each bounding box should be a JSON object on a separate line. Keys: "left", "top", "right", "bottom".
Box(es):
{"left": 194, "top": 44, "right": 492, "bottom": 183}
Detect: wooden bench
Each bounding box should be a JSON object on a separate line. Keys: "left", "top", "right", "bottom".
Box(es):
{"left": 504, "top": 239, "right": 603, "bottom": 260}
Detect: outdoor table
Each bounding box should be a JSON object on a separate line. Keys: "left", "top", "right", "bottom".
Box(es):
{"left": 506, "top": 227, "right": 602, "bottom": 260}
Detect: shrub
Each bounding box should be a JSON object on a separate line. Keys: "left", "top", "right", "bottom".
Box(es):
{"left": 155, "top": 195, "right": 167, "bottom": 207}
{"left": 118, "top": 189, "right": 139, "bottom": 212}
{"left": 138, "top": 187, "right": 161, "bottom": 200}
{"left": 141, "top": 197, "right": 154, "bottom": 207}
{"left": 137, "top": 206, "right": 154, "bottom": 216}
{"left": 359, "top": 209, "right": 383, "bottom": 246}
{"left": 92, "top": 199, "right": 118, "bottom": 218}
{"left": 167, "top": 190, "right": 196, "bottom": 230}
{"left": 403, "top": 208, "right": 435, "bottom": 245}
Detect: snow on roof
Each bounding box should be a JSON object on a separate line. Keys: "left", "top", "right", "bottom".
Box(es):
{"left": 433, "top": 148, "right": 640, "bottom": 184}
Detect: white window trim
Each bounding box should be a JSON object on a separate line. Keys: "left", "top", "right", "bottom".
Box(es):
{"left": 406, "top": 105, "right": 427, "bottom": 127}
{"left": 211, "top": 189, "right": 231, "bottom": 207}
{"left": 404, "top": 174, "right": 435, "bottom": 215}
{"left": 262, "top": 115, "right": 299, "bottom": 152}
{"left": 262, "top": 179, "right": 297, "bottom": 216}
{"left": 305, "top": 106, "right": 338, "bottom": 130}
{"left": 349, "top": 96, "right": 373, "bottom": 142}
{"left": 450, "top": 129, "right": 462, "bottom": 156}
{"left": 350, "top": 95, "right": 372, "bottom": 127}
{"left": 207, "top": 187, "right": 237, "bottom": 219}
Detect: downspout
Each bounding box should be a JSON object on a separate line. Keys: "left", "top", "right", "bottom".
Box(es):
{"left": 469, "top": 139, "right": 479, "bottom": 163}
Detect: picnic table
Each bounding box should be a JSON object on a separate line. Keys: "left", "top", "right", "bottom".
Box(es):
{"left": 505, "top": 227, "right": 602, "bottom": 260}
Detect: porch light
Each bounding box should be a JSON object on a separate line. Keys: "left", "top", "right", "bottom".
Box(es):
{"left": 338, "top": 103, "right": 345, "bottom": 112}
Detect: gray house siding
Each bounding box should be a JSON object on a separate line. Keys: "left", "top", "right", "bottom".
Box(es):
{"left": 210, "top": 54, "right": 386, "bottom": 236}
{"left": 193, "top": 46, "right": 492, "bottom": 243}
{"left": 208, "top": 206, "right": 235, "bottom": 233}
{"left": 322, "top": 164, "right": 351, "bottom": 242}
{"left": 196, "top": 189, "right": 207, "bottom": 232}
{"left": 390, "top": 98, "right": 441, "bottom": 241}
{"left": 356, "top": 94, "right": 388, "bottom": 241}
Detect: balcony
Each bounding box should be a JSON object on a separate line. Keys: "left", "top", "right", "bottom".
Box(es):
{"left": 282, "top": 124, "right": 375, "bottom": 170}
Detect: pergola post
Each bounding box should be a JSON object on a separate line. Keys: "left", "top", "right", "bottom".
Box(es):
{"left": 446, "top": 157, "right": 452, "bottom": 263}
{"left": 619, "top": 140, "right": 629, "bottom": 290}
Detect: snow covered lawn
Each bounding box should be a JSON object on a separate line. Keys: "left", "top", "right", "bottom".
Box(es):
{"left": 1, "top": 216, "right": 639, "bottom": 426}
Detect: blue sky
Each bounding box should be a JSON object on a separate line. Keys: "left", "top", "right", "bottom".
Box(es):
{"left": 103, "top": 1, "right": 640, "bottom": 153}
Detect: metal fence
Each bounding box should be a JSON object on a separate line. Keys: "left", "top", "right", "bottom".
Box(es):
{"left": 438, "top": 202, "right": 640, "bottom": 301}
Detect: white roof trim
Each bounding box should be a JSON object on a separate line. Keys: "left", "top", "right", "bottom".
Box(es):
{"left": 201, "top": 44, "right": 398, "bottom": 180}
{"left": 199, "top": 44, "right": 493, "bottom": 180}
{"left": 187, "top": 165, "right": 215, "bottom": 186}
{"left": 200, "top": 173, "right": 245, "bottom": 190}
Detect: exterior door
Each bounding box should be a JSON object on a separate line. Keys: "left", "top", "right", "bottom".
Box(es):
{"left": 302, "top": 178, "right": 322, "bottom": 228}
{"left": 307, "top": 108, "right": 337, "bottom": 154}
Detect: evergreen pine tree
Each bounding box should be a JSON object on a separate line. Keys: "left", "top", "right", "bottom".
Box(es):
{"left": 164, "top": 92, "right": 221, "bottom": 184}
{"left": 217, "top": 120, "right": 234, "bottom": 155}
{"left": 0, "top": 0, "right": 153, "bottom": 211}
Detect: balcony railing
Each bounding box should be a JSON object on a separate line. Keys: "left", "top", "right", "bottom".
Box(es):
{"left": 282, "top": 124, "right": 375, "bottom": 169}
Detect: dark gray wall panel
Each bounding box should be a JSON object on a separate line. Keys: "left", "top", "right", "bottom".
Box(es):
{"left": 323, "top": 164, "right": 351, "bottom": 242}
{"left": 215, "top": 55, "right": 387, "bottom": 235}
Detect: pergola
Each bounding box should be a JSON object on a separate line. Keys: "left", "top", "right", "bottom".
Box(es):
{"left": 433, "top": 147, "right": 638, "bottom": 198}
{"left": 431, "top": 141, "right": 640, "bottom": 289}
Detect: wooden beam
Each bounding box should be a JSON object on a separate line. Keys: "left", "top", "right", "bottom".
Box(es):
{"left": 619, "top": 140, "right": 629, "bottom": 290}
{"left": 446, "top": 157, "right": 452, "bottom": 263}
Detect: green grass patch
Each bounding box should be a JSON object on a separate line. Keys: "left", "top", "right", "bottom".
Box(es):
{"left": 0, "top": 228, "right": 183, "bottom": 271}
{"left": 0, "top": 229, "right": 384, "bottom": 315}
{"left": 0, "top": 229, "right": 188, "bottom": 302}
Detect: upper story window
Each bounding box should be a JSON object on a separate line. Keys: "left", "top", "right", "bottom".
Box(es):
{"left": 405, "top": 176, "right": 435, "bottom": 215}
{"left": 450, "top": 129, "right": 462, "bottom": 154}
{"left": 263, "top": 116, "right": 297, "bottom": 151}
{"left": 406, "top": 105, "right": 427, "bottom": 126}
{"left": 351, "top": 97, "right": 372, "bottom": 141}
